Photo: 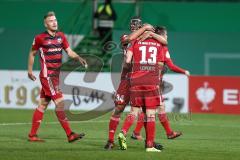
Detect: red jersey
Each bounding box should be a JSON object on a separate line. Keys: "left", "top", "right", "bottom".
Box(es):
{"left": 162, "top": 46, "right": 186, "bottom": 74}
{"left": 128, "top": 38, "right": 164, "bottom": 87}
{"left": 32, "top": 31, "right": 69, "bottom": 78}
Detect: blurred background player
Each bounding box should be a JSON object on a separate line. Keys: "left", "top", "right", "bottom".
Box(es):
{"left": 130, "top": 26, "right": 190, "bottom": 140}
{"left": 94, "top": 0, "right": 117, "bottom": 49}
{"left": 104, "top": 17, "right": 167, "bottom": 149}
{"left": 121, "top": 31, "right": 165, "bottom": 152}
{"left": 27, "top": 11, "right": 87, "bottom": 142}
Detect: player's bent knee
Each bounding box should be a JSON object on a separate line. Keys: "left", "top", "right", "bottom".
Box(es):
{"left": 54, "top": 98, "right": 65, "bottom": 109}
{"left": 39, "top": 98, "right": 50, "bottom": 110}
{"left": 38, "top": 105, "right": 47, "bottom": 111}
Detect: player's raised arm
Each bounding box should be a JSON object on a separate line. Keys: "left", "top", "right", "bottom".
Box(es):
{"left": 125, "top": 24, "right": 154, "bottom": 43}
{"left": 122, "top": 16, "right": 154, "bottom": 45}
{"left": 151, "top": 32, "right": 168, "bottom": 45}
{"left": 139, "top": 25, "right": 169, "bottom": 46}
{"left": 65, "top": 47, "right": 88, "bottom": 68}
{"left": 138, "top": 31, "right": 167, "bottom": 45}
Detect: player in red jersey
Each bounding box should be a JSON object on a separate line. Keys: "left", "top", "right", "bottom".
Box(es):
{"left": 153, "top": 26, "right": 189, "bottom": 139}
{"left": 131, "top": 26, "right": 190, "bottom": 140}
{"left": 27, "top": 11, "right": 87, "bottom": 142}
{"left": 104, "top": 17, "right": 167, "bottom": 149}
{"left": 119, "top": 36, "right": 165, "bottom": 152}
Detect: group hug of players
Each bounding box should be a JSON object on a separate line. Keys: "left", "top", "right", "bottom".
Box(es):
{"left": 104, "top": 17, "right": 190, "bottom": 152}
{"left": 27, "top": 12, "right": 189, "bottom": 153}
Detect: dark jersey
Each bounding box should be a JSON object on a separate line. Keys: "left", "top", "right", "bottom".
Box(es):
{"left": 32, "top": 31, "right": 69, "bottom": 78}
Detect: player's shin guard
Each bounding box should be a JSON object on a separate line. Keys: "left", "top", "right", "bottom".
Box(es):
{"left": 133, "top": 112, "right": 145, "bottom": 135}
{"left": 29, "top": 107, "right": 44, "bottom": 136}
{"left": 144, "top": 115, "right": 156, "bottom": 148}
{"left": 55, "top": 108, "right": 72, "bottom": 136}
{"left": 158, "top": 113, "right": 172, "bottom": 135}
{"left": 108, "top": 115, "right": 120, "bottom": 142}
{"left": 121, "top": 114, "right": 136, "bottom": 135}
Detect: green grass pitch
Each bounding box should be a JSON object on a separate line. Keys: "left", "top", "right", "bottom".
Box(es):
{"left": 0, "top": 109, "right": 240, "bottom": 160}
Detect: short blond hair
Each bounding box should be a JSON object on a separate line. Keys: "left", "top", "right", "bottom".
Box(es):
{"left": 44, "top": 11, "right": 55, "bottom": 19}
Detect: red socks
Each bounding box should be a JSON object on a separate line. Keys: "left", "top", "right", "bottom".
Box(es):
{"left": 133, "top": 112, "right": 144, "bottom": 135}
{"left": 29, "top": 108, "right": 44, "bottom": 136}
{"left": 108, "top": 115, "right": 120, "bottom": 142}
{"left": 55, "top": 109, "right": 72, "bottom": 136}
{"left": 121, "top": 114, "right": 136, "bottom": 135}
{"left": 29, "top": 107, "right": 73, "bottom": 137}
{"left": 144, "top": 116, "right": 155, "bottom": 148}
{"left": 158, "top": 113, "right": 172, "bottom": 135}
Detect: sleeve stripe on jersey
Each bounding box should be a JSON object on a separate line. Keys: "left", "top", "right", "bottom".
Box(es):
{"left": 47, "top": 67, "right": 61, "bottom": 71}
{"left": 45, "top": 59, "right": 62, "bottom": 63}
{"left": 48, "top": 73, "right": 59, "bottom": 77}
{"left": 45, "top": 51, "right": 62, "bottom": 56}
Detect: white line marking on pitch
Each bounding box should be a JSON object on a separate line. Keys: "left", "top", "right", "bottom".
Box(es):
{"left": 0, "top": 121, "right": 109, "bottom": 126}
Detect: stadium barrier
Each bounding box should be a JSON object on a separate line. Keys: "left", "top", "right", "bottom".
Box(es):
{"left": 0, "top": 70, "right": 188, "bottom": 113}
{"left": 189, "top": 76, "right": 240, "bottom": 114}
{"left": 2, "top": 70, "right": 239, "bottom": 114}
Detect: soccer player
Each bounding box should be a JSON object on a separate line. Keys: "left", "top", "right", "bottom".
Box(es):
{"left": 27, "top": 11, "right": 87, "bottom": 142}
{"left": 130, "top": 26, "right": 190, "bottom": 140}
{"left": 121, "top": 33, "right": 165, "bottom": 152}
{"left": 104, "top": 17, "right": 167, "bottom": 149}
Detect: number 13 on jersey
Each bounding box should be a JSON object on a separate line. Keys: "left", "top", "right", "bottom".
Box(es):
{"left": 139, "top": 46, "right": 157, "bottom": 65}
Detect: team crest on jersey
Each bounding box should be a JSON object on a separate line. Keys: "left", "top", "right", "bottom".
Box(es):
{"left": 57, "top": 37, "right": 62, "bottom": 43}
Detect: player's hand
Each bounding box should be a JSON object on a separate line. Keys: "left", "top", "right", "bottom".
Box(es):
{"left": 28, "top": 72, "right": 36, "bottom": 81}
{"left": 185, "top": 70, "right": 190, "bottom": 76}
{"left": 138, "top": 31, "right": 153, "bottom": 41}
{"left": 78, "top": 56, "right": 88, "bottom": 69}
{"left": 143, "top": 24, "right": 155, "bottom": 32}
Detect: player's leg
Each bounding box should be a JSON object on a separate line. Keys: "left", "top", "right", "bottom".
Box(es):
{"left": 157, "top": 104, "right": 182, "bottom": 139}
{"left": 131, "top": 110, "right": 144, "bottom": 140}
{"left": 105, "top": 79, "right": 130, "bottom": 149}
{"left": 120, "top": 88, "right": 142, "bottom": 136}
{"left": 144, "top": 108, "right": 160, "bottom": 152}
{"left": 121, "top": 106, "right": 140, "bottom": 136}
{"left": 104, "top": 104, "right": 125, "bottom": 149}
{"left": 143, "top": 87, "right": 162, "bottom": 152}
{"left": 157, "top": 104, "right": 172, "bottom": 136}
{"left": 53, "top": 97, "right": 85, "bottom": 142}
{"left": 118, "top": 106, "right": 140, "bottom": 150}
{"left": 43, "top": 77, "right": 84, "bottom": 142}
{"left": 28, "top": 97, "right": 50, "bottom": 142}
{"left": 118, "top": 87, "right": 143, "bottom": 150}
{"left": 28, "top": 78, "right": 52, "bottom": 142}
